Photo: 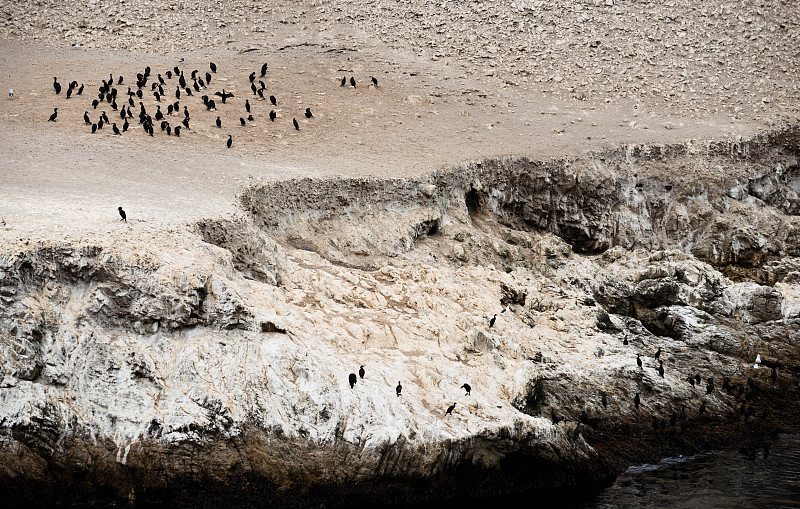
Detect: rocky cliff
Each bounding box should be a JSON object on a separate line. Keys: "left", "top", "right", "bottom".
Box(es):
{"left": 1, "top": 125, "right": 799, "bottom": 507}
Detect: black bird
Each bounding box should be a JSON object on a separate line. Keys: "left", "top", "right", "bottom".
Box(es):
{"left": 601, "top": 391, "right": 607, "bottom": 408}
{"left": 739, "top": 401, "right": 747, "bottom": 415}
{"left": 269, "top": 110, "right": 276, "bottom": 122}
{"left": 270, "top": 95, "right": 277, "bottom": 106}
{"left": 260, "top": 62, "right": 268, "bottom": 77}
{"left": 77, "top": 84, "right": 84, "bottom": 95}
{"left": 651, "top": 417, "right": 659, "bottom": 431}
{"left": 489, "top": 314, "right": 497, "bottom": 328}
{"left": 155, "top": 106, "right": 164, "bottom": 121}
{"left": 654, "top": 347, "right": 661, "bottom": 360}
{"left": 293, "top": 118, "right": 299, "bottom": 130}
{"left": 240, "top": 117, "right": 246, "bottom": 126}
{"left": 158, "top": 74, "right": 165, "bottom": 85}
{"left": 257, "top": 89, "right": 264, "bottom": 100}
{"left": 305, "top": 107, "right": 313, "bottom": 118}
{"left": 120, "top": 107, "right": 126, "bottom": 120}
{"left": 695, "top": 374, "right": 702, "bottom": 385}
{"left": 247, "top": 114, "right": 254, "bottom": 122}
{"left": 349, "top": 373, "right": 357, "bottom": 389}
{"left": 198, "top": 78, "right": 205, "bottom": 88}
{"left": 207, "top": 99, "right": 216, "bottom": 111}
{"left": 688, "top": 376, "right": 696, "bottom": 387}
{"left": 182, "top": 118, "right": 189, "bottom": 129}
{"left": 551, "top": 410, "right": 561, "bottom": 424}
{"left": 184, "top": 87, "right": 192, "bottom": 97}
{"left": 634, "top": 392, "right": 640, "bottom": 410}
{"left": 91, "top": 123, "right": 97, "bottom": 134}
{"left": 112, "top": 123, "right": 120, "bottom": 135}
{"left": 771, "top": 366, "right": 777, "bottom": 383}
{"left": 166, "top": 125, "right": 172, "bottom": 136}
{"left": 154, "top": 91, "right": 161, "bottom": 102}
{"left": 657, "top": 360, "right": 664, "bottom": 378}
{"left": 706, "top": 378, "right": 715, "bottom": 395}
{"left": 350, "top": 76, "right": 356, "bottom": 88}
{"left": 84, "top": 111, "right": 91, "bottom": 124}
{"left": 680, "top": 405, "right": 687, "bottom": 423}
{"left": 623, "top": 336, "right": 629, "bottom": 345}
{"left": 179, "top": 73, "right": 186, "bottom": 89}
{"left": 174, "top": 65, "right": 180, "bottom": 76}
{"left": 174, "top": 126, "right": 181, "bottom": 137}
{"left": 461, "top": 383, "right": 471, "bottom": 396}
{"left": 66, "top": 86, "right": 73, "bottom": 99}
{"left": 101, "top": 111, "right": 109, "bottom": 123}
{"left": 205, "top": 72, "right": 212, "bottom": 84}
{"left": 216, "top": 116, "right": 221, "bottom": 128}
{"left": 48, "top": 108, "right": 58, "bottom": 121}
{"left": 122, "top": 119, "right": 129, "bottom": 132}
{"left": 192, "top": 81, "right": 200, "bottom": 93}
{"left": 249, "top": 71, "right": 256, "bottom": 83}
{"left": 371, "top": 76, "right": 378, "bottom": 87}
{"left": 722, "top": 377, "right": 732, "bottom": 393}
{"left": 396, "top": 381, "right": 402, "bottom": 397}
{"left": 215, "top": 89, "right": 234, "bottom": 103}
{"left": 245, "top": 99, "right": 251, "bottom": 113}
{"left": 167, "top": 104, "right": 174, "bottom": 116}
{"left": 251, "top": 83, "right": 258, "bottom": 95}
{"left": 92, "top": 99, "right": 99, "bottom": 109}
{"left": 118, "top": 76, "right": 123, "bottom": 85}
{"left": 53, "top": 77, "right": 61, "bottom": 94}
{"left": 136, "top": 89, "right": 143, "bottom": 99}
{"left": 572, "top": 422, "right": 581, "bottom": 440}
{"left": 359, "top": 365, "right": 365, "bottom": 379}
{"left": 166, "top": 70, "right": 173, "bottom": 79}
{"left": 176, "top": 87, "right": 181, "bottom": 100}
{"left": 191, "top": 70, "right": 198, "bottom": 80}
{"left": 636, "top": 353, "right": 642, "bottom": 369}
{"left": 118, "top": 207, "right": 127, "bottom": 222}
{"left": 226, "top": 134, "right": 232, "bottom": 148}
{"left": 698, "top": 401, "right": 706, "bottom": 415}
{"left": 98, "top": 118, "right": 104, "bottom": 130}
{"left": 445, "top": 403, "right": 456, "bottom": 416}
{"left": 340, "top": 76, "right": 347, "bottom": 87}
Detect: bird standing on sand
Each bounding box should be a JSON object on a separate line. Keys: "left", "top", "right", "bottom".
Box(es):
{"left": 260, "top": 62, "right": 268, "bottom": 77}
{"left": 210, "top": 62, "right": 217, "bottom": 73}
{"left": 445, "top": 403, "right": 456, "bottom": 416}
{"left": 118, "top": 207, "right": 127, "bottom": 222}
{"left": 370, "top": 76, "right": 378, "bottom": 87}
{"left": 269, "top": 110, "right": 276, "bottom": 122}
{"left": 359, "top": 365, "right": 365, "bottom": 379}
{"left": 489, "top": 314, "right": 497, "bottom": 328}
{"left": 461, "top": 383, "right": 471, "bottom": 396}
{"left": 48, "top": 108, "right": 58, "bottom": 121}
{"left": 269, "top": 95, "right": 277, "bottom": 106}
{"left": 305, "top": 107, "right": 313, "bottom": 118}
{"left": 8, "top": 89, "right": 12, "bottom": 98}
{"left": 84, "top": 111, "right": 91, "bottom": 124}
{"left": 340, "top": 76, "right": 347, "bottom": 87}
{"left": 396, "top": 382, "right": 402, "bottom": 397}
{"left": 293, "top": 118, "right": 299, "bottom": 130}
{"left": 350, "top": 76, "right": 356, "bottom": 88}
{"left": 226, "top": 135, "right": 232, "bottom": 148}
{"left": 216, "top": 116, "right": 221, "bottom": 128}
{"left": 245, "top": 99, "right": 251, "bottom": 113}
{"left": 53, "top": 77, "right": 61, "bottom": 94}
{"left": 112, "top": 123, "right": 120, "bottom": 135}
{"left": 349, "top": 373, "right": 357, "bottom": 389}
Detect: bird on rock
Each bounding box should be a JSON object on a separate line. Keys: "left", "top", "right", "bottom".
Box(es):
{"left": 359, "top": 365, "right": 365, "bottom": 379}
{"left": 634, "top": 392, "right": 640, "bottom": 410}
{"left": 445, "top": 403, "right": 456, "bottom": 416}
{"left": 706, "top": 378, "right": 715, "bottom": 394}
{"left": 461, "top": 383, "right": 471, "bottom": 396}
{"left": 118, "top": 207, "right": 127, "bottom": 222}
{"left": 654, "top": 347, "right": 662, "bottom": 360}
{"left": 349, "top": 373, "right": 357, "bottom": 389}
{"left": 601, "top": 391, "right": 608, "bottom": 408}
{"left": 699, "top": 401, "right": 706, "bottom": 415}
{"left": 657, "top": 360, "right": 664, "bottom": 378}
{"left": 636, "top": 353, "right": 642, "bottom": 369}
{"left": 489, "top": 314, "right": 497, "bottom": 328}
{"left": 396, "top": 381, "right": 402, "bottom": 397}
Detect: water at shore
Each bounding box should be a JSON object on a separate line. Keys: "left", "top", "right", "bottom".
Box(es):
{"left": 579, "top": 433, "right": 800, "bottom": 509}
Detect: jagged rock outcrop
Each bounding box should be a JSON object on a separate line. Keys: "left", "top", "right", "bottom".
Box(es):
{"left": 1, "top": 126, "right": 799, "bottom": 507}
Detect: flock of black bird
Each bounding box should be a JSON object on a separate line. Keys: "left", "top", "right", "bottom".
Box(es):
{"left": 47, "top": 61, "right": 379, "bottom": 149}
{"left": 347, "top": 364, "right": 471, "bottom": 418}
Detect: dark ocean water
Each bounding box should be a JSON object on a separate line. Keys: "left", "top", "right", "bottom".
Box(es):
{"left": 577, "top": 433, "right": 800, "bottom": 509}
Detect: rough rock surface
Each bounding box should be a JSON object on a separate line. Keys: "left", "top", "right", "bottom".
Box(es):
{"left": 1, "top": 126, "right": 799, "bottom": 506}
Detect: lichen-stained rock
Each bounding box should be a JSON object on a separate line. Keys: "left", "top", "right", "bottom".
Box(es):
{"left": 0, "top": 129, "right": 799, "bottom": 507}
